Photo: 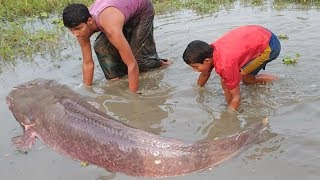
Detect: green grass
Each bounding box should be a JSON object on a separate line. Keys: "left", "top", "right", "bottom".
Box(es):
{"left": 0, "top": 0, "right": 93, "bottom": 21}
{"left": 0, "top": 20, "right": 59, "bottom": 60}
{"left": 0, "top": 0, "right": 93, "bottom": 62}
{"left": 153, "top": 0, "right": 236, "bottom": 14}
{"left": 274, "top": 0, "right": 320, "bottom": 10}
{"left": 0, "top": 0, "right": 320, "bottom": 63}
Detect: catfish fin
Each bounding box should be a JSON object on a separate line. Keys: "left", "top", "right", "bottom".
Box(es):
{"left": 12, "top": 130, "right": 36, "bottom": 153}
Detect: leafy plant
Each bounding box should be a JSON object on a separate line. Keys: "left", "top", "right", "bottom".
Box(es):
{"left": 282, "top": 53, "right": 301, "bottom": 65}
{"left": 80, "top": 161, "right": 89, "bottom": 167}
{"left": 278, "top": 34, "right": 289, "bottom": 40}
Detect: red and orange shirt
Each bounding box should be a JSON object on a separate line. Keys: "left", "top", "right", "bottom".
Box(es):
{"left": 211, "top": 25, "right": 272, "bottom": 90}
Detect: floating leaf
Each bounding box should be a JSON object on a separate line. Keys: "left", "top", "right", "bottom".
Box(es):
{"left": 80, "top": 161, "right": 89, "bottom": 167}
{"left": 282, "top": 53, "right": 300, "bottom": 65}
{"left": 278, "top": 34, "right": 289, "bottom": 40}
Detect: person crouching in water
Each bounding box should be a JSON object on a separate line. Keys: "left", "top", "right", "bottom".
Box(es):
{"left": 182, "top": 25, "right": 281, "bottom": 111}
{"left": 62, "top": 0, "right": 169, "bottom": 93}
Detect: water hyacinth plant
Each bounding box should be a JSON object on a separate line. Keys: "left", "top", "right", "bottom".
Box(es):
{"left": 282, "top": 53, "right": 301, "bottom": 65}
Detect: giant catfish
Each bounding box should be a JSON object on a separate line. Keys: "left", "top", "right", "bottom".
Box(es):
{"left": 6, "top": 79, "right": 267, "bottom": 177}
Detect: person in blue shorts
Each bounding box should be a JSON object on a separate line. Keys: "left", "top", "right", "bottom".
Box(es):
{"left": 182, "top": 25, "right": 281, "bottom": 111}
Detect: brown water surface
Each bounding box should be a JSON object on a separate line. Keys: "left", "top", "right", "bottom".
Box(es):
{"left": 1, "top": 2, "right": 320, "bottom": 180}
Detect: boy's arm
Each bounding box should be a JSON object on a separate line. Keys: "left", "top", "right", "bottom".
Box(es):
{"left": 220, "top": 79, "right": 241, "bottom": 111}
{"left": 99, "top": 8, "right": 139, "bottom": 93}
{"left": 197, "top": 70, "right": 212, "bottom": 87}
{"left": 78, "top": 38, "right": 94, "bottom": 86}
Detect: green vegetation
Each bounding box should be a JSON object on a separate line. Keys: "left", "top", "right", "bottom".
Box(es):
{"left": 0, "top": 19, "right": 60, "bottom": 61}
{"left": 0, "top": 0, "right": 320, "bottom": 64}
{"left": 278, "top": 34, "right": 289, "bottom": 40}
{"left": 273, "top": 0, "right": 320, "bottom": 10}
{"left": 0, "top": 0, "right": 92, "bottom": 63}
{"left": 80, "top": 161, "right": 89, "bottom": 167}
{"left": 153, "top": 0, "right": 236, "bottom": 14}
{"left": 0, "top": 0, "right": 92, "bottom": 21}
{"left": 282, "top": 53, "right": 301, "bottom": 65}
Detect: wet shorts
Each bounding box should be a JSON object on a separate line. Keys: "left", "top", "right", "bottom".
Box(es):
{"left": 241, "top": 33, "right": 281, "bottom": 75}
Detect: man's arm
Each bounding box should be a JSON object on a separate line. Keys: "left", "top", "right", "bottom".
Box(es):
{"left": 78, "top": 38, "right": 94, "bottom": 86}
{"left": 220, "top": 79, "right": 241, "bottom": 111}
{"left": 99, "top": 8, "right": 139, "bottom": 93}
{"left": 107, "top": 32, "right": 139, "bottom": 93}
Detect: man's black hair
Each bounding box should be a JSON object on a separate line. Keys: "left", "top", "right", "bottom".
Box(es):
{"left": 62, "top": 3, "right": 91, "bottom": 28}
{"left": 182, "top": 40, "right": 213, "bottom": 64}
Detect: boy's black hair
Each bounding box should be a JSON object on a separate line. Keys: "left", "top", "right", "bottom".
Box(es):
{"left": 182, "top": 40, "right": 213, "bottom": 64}
{"left": 63, "top": 3, "right": 91, "bottom": 28}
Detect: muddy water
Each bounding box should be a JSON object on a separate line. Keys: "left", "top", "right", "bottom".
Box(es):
{"left": 1, "top": 2, "right": 320, "bottom": 180}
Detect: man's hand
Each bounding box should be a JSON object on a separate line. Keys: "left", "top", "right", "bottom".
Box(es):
{"left": 78, "top": 37, "right": 94, "bottom": 86}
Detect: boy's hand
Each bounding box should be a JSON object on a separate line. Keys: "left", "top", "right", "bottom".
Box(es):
{"left": 126, "top": 89, "right": 142, "bottom": 95}
{"left": 227, "top": 106, "right": 239, "bottom": 114}
{"left": 197, "top": 71, "right": 211, "bottom": 87}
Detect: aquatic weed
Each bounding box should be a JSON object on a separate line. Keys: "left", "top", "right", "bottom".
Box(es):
{"left": 80, "top": 161, "right": 89, "bottom": 167}
{"left": 278, "top": 34, "right": 289, "bottom": 40}
{"left": 282, "top": 53, "right": 301, "bottom": 65}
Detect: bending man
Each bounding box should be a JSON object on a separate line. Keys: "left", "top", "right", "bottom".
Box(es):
{"left": 63, "top": 0, "right": 169, "bottom": 93}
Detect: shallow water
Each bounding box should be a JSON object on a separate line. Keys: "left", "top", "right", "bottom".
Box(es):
{"left": 1, "top": 2, "right": 320, "bottom": 180}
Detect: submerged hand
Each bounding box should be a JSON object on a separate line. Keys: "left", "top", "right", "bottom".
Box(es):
{"left": 227, "top": 107, "right": 239, "bottom": 114}
{"left": 127, "top": 89, "right": 142, "bottom": 95}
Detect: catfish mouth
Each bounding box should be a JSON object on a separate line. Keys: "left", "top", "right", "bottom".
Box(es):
{"left": 6, "top": 88, "right": 17, "bottom": 110}
{"left": 6, "top": 91, "right": 34, "bottom": 129}
{"left": 6, "top": 95, "right": 12, "bottom": 107}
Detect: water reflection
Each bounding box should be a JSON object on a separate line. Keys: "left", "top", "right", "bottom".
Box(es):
{"left": 194, "top": 81, "right": 279, "bottom": 156}
{"left": 96, "top": 173, "right": 116, "bottom": 180}
{"left": 203, "top": 110, "right": 242, "bottom": 140}
{"left": 1, "top": 1, "right": 320, "bottom": 179}
{"left": 92, "top": 70, "right": 173, "bottom": 135}
{"left": 241, "top": 84, "right": 278, "bottom": 117}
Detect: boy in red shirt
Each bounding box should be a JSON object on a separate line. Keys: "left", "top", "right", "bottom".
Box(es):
{"left": 182, "top": 25, "right": 281, "bottom": 111}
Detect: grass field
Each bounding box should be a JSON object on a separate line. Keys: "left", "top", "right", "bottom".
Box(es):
{"left": 0, "top": 0, "right": 319, "bottom": 62}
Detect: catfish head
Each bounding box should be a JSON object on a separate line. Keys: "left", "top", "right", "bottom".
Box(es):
{"left": 6, "top": 79, "right": 58, "bottom": 128}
